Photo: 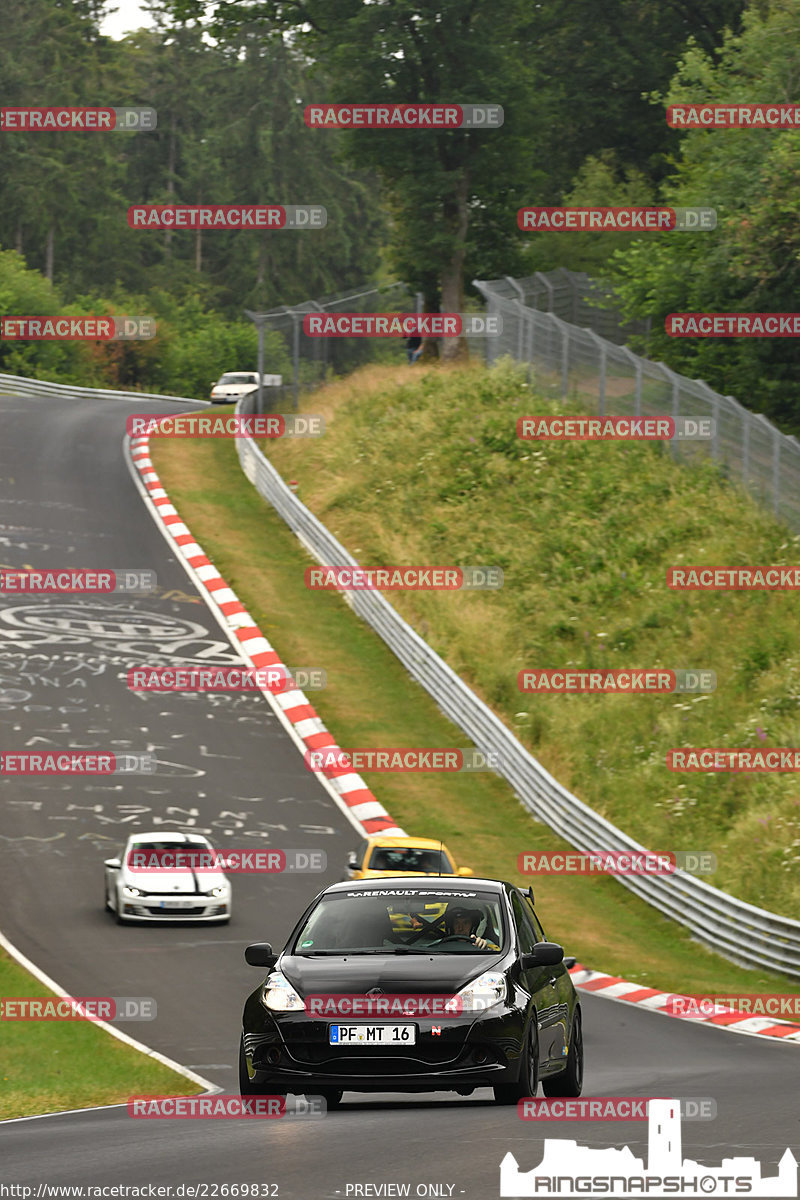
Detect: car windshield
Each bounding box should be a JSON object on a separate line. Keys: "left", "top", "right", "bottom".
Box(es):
{"left": 367, "top": 847, "right": 454, "bottom": 873}
{"left": 292, "top": 891, "right": 505, "bottom": 954}
{"left": 218, "top": 373, "right": 256, "bottom": 385}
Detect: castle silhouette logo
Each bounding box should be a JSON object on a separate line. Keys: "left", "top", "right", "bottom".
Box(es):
{"left": 500, "top": 1099, "right": 797, "bottom": 1197}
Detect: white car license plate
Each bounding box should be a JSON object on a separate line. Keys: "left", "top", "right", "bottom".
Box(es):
{"left": 158, "top": 899, "right": 195, "bottom": 909}
{"left": 329, "top": 1025, "right": 416, "bottom": 1046}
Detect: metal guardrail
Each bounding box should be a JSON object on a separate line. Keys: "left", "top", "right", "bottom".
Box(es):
{"left": 235, "top": 388, "right": 800, "bottom": 979}
{"left": 0, "top": 373, "right": 203, "bottom": 406}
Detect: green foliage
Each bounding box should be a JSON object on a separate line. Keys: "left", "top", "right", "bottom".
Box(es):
{"left": 610, "top": 0, "right": 800, "bottom": 429}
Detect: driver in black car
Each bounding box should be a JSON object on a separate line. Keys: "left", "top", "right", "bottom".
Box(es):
{"left": 442, "top": 905, "right": 501, "bottom": 951}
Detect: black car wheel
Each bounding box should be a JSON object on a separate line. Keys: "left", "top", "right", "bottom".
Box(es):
{"left": 493, "top": 1017, "right": 539, "bottom": 1104}
{"left": 318, "top": 1088, "right": 344, "bottom": 1110}
{"left": 542, "top": 1008, "right": 583, "bottom": 1097}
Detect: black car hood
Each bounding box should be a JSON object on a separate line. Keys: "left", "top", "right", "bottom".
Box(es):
{"left": 280, "top": 952, "right": 499, "bottom": 996}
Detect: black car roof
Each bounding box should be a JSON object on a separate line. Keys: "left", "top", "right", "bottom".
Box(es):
{"left": 324, "top": 877, "right": 509, "bottom": 895}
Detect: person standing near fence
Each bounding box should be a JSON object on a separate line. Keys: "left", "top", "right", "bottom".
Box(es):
{"left": 406, "top": 334, "right": 423, "bottom": 364}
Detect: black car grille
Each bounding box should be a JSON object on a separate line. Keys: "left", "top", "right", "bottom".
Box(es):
{"left": 283, "top": 1042, "right": 461, "bottom": 1067}
{"left": 129, "top": 904, "right": 218, "bottom": 917}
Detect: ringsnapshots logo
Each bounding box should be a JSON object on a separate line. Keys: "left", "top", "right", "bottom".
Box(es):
{"left": 305, "top": 566, "right": 502, "bottom": 590}
{"left": 306, "top": 748, "right": 501, "bottom": 773}
{"left": 518, "top": 669, "right": 716, "bottom": 694}
{"left": 1, "top": 316, "right": 155, "bottom": 340}
{"left": 0, "top": 996, "right": 156, "bottom": 1021}
{"left": 667, "top": 313, "right": 800, "bottom": 337}
{"left": 128, "top": 205, "right": 326, "bottom": 229}
{"left": 304, "top": 103, "right": 503, "bottom": 129}
{"left": 125, "top": 847, "right": 326, "bottom": 873}
{"left": 1, "top": 107, "right": 157, "bottom": 131}
{"left": 517, "top": 415, "right": 714, "bottom": 441}
{"left": 128, "top": 1095, "right": 325, "bottom": 1119}
{"left": 126, "top": 414, "right": 323, "bottom": 438}
{"left": 500, "top": 1098, "right": 797, "bottom": 1198}
{"left": 0, "top": 569, "right": 156, "bottom": 594}
{"left": 0, "top": 752, "right": 157, "bottom": 775}
{"left": 518, "top": 207, "right": 716, "bottom": 232}
{"left": 302, "top": 313, "right": 501, "bottom": 337}
{"left": 667, "top": 103, "right": 800, "bottom": 128}
{"left": 517, "top": 851, "right": 717, "bottom": 876}
{"left": 127, "top": 666, "right": 326, "bottom": 692}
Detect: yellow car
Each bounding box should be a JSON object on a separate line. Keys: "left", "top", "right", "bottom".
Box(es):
{"left": 344, "top": 836, "right": 473, "bottom": 881}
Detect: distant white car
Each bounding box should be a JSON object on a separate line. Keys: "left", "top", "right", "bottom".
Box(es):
{"left": 104, "top": 832, "right": 232, "bottom": 924}
{"left": 210, "top": 371, "right": 282, "bottom": 403}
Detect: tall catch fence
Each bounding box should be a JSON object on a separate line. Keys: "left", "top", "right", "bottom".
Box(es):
{"left": 473, "top": 270, "right": 800, "bottom": 531}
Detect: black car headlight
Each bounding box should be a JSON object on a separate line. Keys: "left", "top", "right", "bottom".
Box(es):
{"left": 260, "top": 972, "right": 306, "bottom": 1013}
{"left": 452, "top": 971, "right": 507, "bottom": 1014}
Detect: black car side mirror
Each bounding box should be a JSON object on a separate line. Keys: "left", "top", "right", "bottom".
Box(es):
{"left": 245, "top": 942, "right": 278, "bottom": 968}
{"left": 521, "top": 941, "right": 565, "bottom": 969}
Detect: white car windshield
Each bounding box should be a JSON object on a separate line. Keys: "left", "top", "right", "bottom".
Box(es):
{"left": 128, "top": 840, "right": 211, "bottom": 852}
{"left": 218, "top": 374, "right": 256, "bottom": 385}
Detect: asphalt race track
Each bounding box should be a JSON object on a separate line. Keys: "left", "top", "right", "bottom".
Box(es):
{"left": 1, "top": 390, "right": 798, "bottom": 1198}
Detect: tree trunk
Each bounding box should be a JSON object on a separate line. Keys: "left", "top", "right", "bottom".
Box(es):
{"left": 15, "top": 222, "right": 23, "bottom": 255}
{"left": 439, "top": 171, "right": 470, "bottom": 362}
{"left": 195, "top": 228, "right": 202, "bottom": 272}
{"left": 165, "top": 111, "right": 177, "bottom": 258}
{"left": 44, "top": 224, "right": 54, "bottom": 281}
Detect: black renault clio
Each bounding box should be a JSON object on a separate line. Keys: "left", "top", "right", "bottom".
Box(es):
{"left": 239, "top": 876, "right": 583, "bottom": 1106}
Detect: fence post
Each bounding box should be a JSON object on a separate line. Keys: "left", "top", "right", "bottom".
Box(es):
{"left": 740, "top": 403, "right": 750, "bottom": 484}
{"left": 656, "top": 362, "right": 681, "bottom": 459}
{"left": 620, "top": 346, "right": 643, "bottom": 415}
{"left": 587, "top": 330, "right": 607, "bottom": 417}
{"left": 549, "top": 315, "right": 569, "bottom": 398}
{"left": 693, "top": 379, "right": 723, "bottom": 462}
{"left": 773, "top": 425, "right": 781, "bottom": 518}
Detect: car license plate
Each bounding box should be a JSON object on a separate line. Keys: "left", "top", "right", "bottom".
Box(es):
{"left": 159, "top": 899, "right": 194, "bottom": 909}
{"left": 329, "top": 1025, "right": 416, "bottom": 1046}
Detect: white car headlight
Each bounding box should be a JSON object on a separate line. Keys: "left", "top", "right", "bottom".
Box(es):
{"left": 122, "top": 885, "right": 143, "bottom": 898}
{"left": 450, "top": 971, "right": 507, "bottom": 1014}
{"left": 260, "top": 972, "right": 305, "bottom": 1013}
{"left": 209, "top": 886, "right": 228, "bottom": 898}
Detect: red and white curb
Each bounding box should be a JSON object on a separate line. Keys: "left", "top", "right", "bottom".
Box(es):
{"left": 126, "top": 430, "right": 404, "bottom": 840}
{"left": 568, "top": 963, "right": 800, "bottom": 1044}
